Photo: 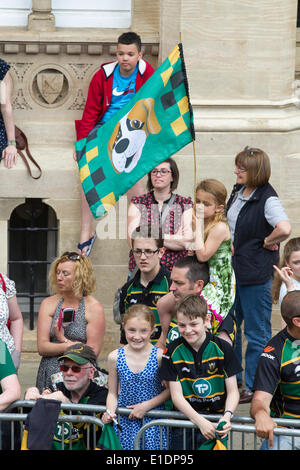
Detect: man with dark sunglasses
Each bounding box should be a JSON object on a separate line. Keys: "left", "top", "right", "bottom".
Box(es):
{"left": 24, "top": 343, "right": 107, "bottom": 450}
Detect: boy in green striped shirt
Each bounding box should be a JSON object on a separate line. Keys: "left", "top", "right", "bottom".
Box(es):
{"left": 161, "top": 294, "right": 241, "bottom": 450}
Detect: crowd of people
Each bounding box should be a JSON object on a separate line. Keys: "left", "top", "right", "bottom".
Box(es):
{"left": 0, "top": 30, "right": 299, "bottom": 451}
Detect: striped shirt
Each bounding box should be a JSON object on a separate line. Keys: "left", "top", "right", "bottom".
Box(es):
{"left": 253, "top": 327, "right": 300, "bottom": 419}
{"left": 119, "top": 266, "right": 171, "bottom": 344}
{"left": 161, "top": 333, "right": 242, "bottom": 414}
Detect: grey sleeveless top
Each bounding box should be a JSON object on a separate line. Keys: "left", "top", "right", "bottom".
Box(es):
{"left": 36, "top": 297, "right": 87, "bottom": 392}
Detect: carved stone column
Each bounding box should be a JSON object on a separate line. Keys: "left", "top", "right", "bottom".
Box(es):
{"left": 28, "top": 0, "right": 55, "bottom": 32}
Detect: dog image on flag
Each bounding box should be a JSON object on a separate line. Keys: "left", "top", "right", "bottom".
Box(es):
{"left": 108, "top": 98, "right": 161, "bottom": 174}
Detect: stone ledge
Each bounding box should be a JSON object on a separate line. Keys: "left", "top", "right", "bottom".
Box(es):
{"left": 0, "top": 143, "right": 79, "bottom": 198}
{"left": 193, "top": 103, "right": 300, "bottom": 133}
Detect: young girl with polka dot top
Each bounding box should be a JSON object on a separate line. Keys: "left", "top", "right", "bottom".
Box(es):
{"left": 102, "top": 304, "right": 169, "bottom": 450}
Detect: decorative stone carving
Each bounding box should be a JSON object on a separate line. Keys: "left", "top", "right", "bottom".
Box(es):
{"left": 31, "top": 66, "right": 70, "bottom": 108}
{"left": 12, "top": 89, "right": 33, "bottom": 110}
{"left": 9, "top": 62, "right": 34, "bottom": 82}
{"left": 68, "top": 63, "right": 94, "bottom": 80}
{"left": 37, "top": 71, "right": 64, "bottom": 104}
{"left": 68, "top": 89, "right": 86, "bottom": 111}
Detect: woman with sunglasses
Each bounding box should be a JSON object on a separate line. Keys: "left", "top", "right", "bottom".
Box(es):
{"left": 226, "top": 147, "right": 291, "bottom": 404}
{"left": 127, "top": 157, "right": 193, "bottom": 274}
{"left": 35, "top": 252, "right": 105, "bottom": 392}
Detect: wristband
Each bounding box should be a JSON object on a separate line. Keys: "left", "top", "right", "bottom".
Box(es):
{"left": 7, "top": 140, "right": 16, "bottom": 147}
{"left": 224, "top": 410, "right": 233, "bottom": 417}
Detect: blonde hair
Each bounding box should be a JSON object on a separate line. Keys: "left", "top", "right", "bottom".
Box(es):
{"left": 272, "top": 237, "right": 300, "bottom": 303}
{"left": 196, "top": 178, "right": 227, "bottom": 240}
{"left": 49, "top": 252, "right": 96, "bottom": 297}
{"left": 123, "top": 304, "right": 155, "bottom": 329}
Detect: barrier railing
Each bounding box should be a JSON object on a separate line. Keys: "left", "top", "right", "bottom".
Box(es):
{"left": 2, "top": 401, "right": 300, "bottom": 450}
{"left": 0, "top": 401, "right": 106, "bottom": 450}
{"left": 132, "top": 417, "right": 300, "bottom": 450}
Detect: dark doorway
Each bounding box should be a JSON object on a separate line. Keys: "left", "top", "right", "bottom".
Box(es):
{"left": 8, "top": 198, "right": 58, "bottom": 329}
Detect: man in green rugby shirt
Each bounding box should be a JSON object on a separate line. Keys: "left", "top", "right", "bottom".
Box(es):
{"left": 24, "top": 343, "right": 107, "bottom": 450}
{"left": 161, "top": 294, "right": 241, "bottom": 450}
{"left": 251, "top": 291, "right": 300, "bottom": 450}
{"left": 156, "top": 256, "right": 236, "bottom": 349}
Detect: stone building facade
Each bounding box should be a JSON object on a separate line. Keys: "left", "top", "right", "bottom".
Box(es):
{"left": 0, "top": 0, "right": 299, "bottom": 362}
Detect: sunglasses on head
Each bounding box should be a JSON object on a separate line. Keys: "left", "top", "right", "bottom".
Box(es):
{"left": 62, "top": 251, "right": 81, "bottom": 262}
{"left": 60, "top": 364, "right": 91, "bottom": 373}
{"left": 244, "top": 146, "right": 260, "bottom": 157}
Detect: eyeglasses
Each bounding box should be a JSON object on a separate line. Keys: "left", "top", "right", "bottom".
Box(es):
{"left": 62, "top": 251, "right": 81, "bottom": 261}
{"left": 235, "top": 166, "right": 247, "bottom": 174}
{"left": 60, "top": 364, "right": 91, "bottom": 373}
{"left": 151, "top": 169, "right": 171, "bottom": 176}
{"left": 132, "top": 249, "right": 159, "bottom": 258}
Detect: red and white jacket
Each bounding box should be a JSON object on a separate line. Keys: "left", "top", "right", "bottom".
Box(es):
{"left": 75, "top": 58, "right": 154, "bottom": 141}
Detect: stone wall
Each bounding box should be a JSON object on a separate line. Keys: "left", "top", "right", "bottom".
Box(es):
{"left": 0, "top": 0, "right": 299, "bottom": 362}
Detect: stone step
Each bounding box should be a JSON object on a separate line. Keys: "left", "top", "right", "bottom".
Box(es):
{"left": 0, "top": 144, "right": 79, "bottom": 199}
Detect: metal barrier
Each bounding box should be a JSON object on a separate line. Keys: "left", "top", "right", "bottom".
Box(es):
{"left": 2, "top": 401, "right": 300, "bottom": 450}
{"left": 0, "top": 401, "right": 106, "bottom": 450}
{"left": 132, "top": 414, "right": 300, "bottom": 450}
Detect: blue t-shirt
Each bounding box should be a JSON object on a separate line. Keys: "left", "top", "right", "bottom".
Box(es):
{"left": 101, "top": 64, "right": 138, "bottom": 123}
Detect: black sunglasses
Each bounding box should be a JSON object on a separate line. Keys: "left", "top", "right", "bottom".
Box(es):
{"left": 60, "top": 364, "right": 91, "bottom": 373}
{"left": 62, "top": 251, "right": 81, "bottom": 261}
{"left": 244, "top": 146, "right": 260, "bottom": 157}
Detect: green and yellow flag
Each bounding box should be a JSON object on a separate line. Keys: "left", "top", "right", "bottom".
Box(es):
{"left": 75, "top": 43, "right": 194, "bottom": 219}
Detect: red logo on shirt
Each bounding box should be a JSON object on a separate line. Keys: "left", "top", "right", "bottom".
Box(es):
{"left": 264, "top": 346, "right": 275, "bottom": 353}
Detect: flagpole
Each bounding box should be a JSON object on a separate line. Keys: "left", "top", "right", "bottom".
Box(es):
{"left": 193, "top": 139, "right": 197, "bottom": 208}
{"left": 179, "top": 32, "right": 197, "bottom": 208}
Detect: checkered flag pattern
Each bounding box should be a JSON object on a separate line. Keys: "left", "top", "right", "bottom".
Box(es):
{"left": 75, "top": 43, "right": 194, "bottom": 219}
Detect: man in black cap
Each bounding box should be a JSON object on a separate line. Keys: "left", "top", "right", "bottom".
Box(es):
{"left": 24, "top": 343, "right": 107, "bottom": 450}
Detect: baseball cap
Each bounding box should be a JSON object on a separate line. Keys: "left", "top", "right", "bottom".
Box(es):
{"left": 58, "top": 343, "right": 97, "bottom": 365}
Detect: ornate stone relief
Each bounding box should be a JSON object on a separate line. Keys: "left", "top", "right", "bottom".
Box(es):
{"left": 0, "top": 42, "right": 158, "bottom": 112}
{"left": 68, "top": 63, "right": 94, "bottom": 80}
{"left": 30, "top": 65, "right": 71, "bottom": 108}
{"left": 68, "top": 89, "right": 86, "bottom": 111}
{"left": 12, "top": 89, "right": 33, "bottom": 110}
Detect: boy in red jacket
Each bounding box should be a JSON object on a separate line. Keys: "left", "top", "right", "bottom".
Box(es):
{"left": 75, "top": 32, "right": 154, "bottom": 255}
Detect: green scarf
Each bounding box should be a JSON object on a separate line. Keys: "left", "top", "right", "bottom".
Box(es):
{"left": 198, "top": 421, "right": 228, "bottom": 450}
{"left": 95, "top": 424, "right": 123, "bottom": 450}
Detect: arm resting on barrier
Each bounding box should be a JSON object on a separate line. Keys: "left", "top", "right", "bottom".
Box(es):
{"left": 0, "top": 374, "right": 21, "bottom": 411}
{"left": 24, "top": 386, "right": 70, "bottom": 404}
{"left": 102, "top": 350, "right": 119, "bottom": 424}
{"left": 216, "top": 375, "right": 240, "bottom": 437}
{"left": 250, "top": 390, "right": 276, "bottom": 448}
{"left": 169, "top": 381, "right": 216, "bottom": 441}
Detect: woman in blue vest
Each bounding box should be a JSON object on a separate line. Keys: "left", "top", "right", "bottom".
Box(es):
{"left": 226, "top": 146, "right": 291, "bottom": 404}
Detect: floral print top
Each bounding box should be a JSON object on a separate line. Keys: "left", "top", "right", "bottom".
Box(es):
{"left": 128, "top": 191, "right": 193, "bottom": 272}
{"left": 0, "top": 274, "right": 17, "bottom": 353}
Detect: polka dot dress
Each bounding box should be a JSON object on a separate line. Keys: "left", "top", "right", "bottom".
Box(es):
{"left": 0, "top": 59, "right": 10, "bottom": 159}
{"left": 114, "top": 346, "right": 167, "bottom": 450}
